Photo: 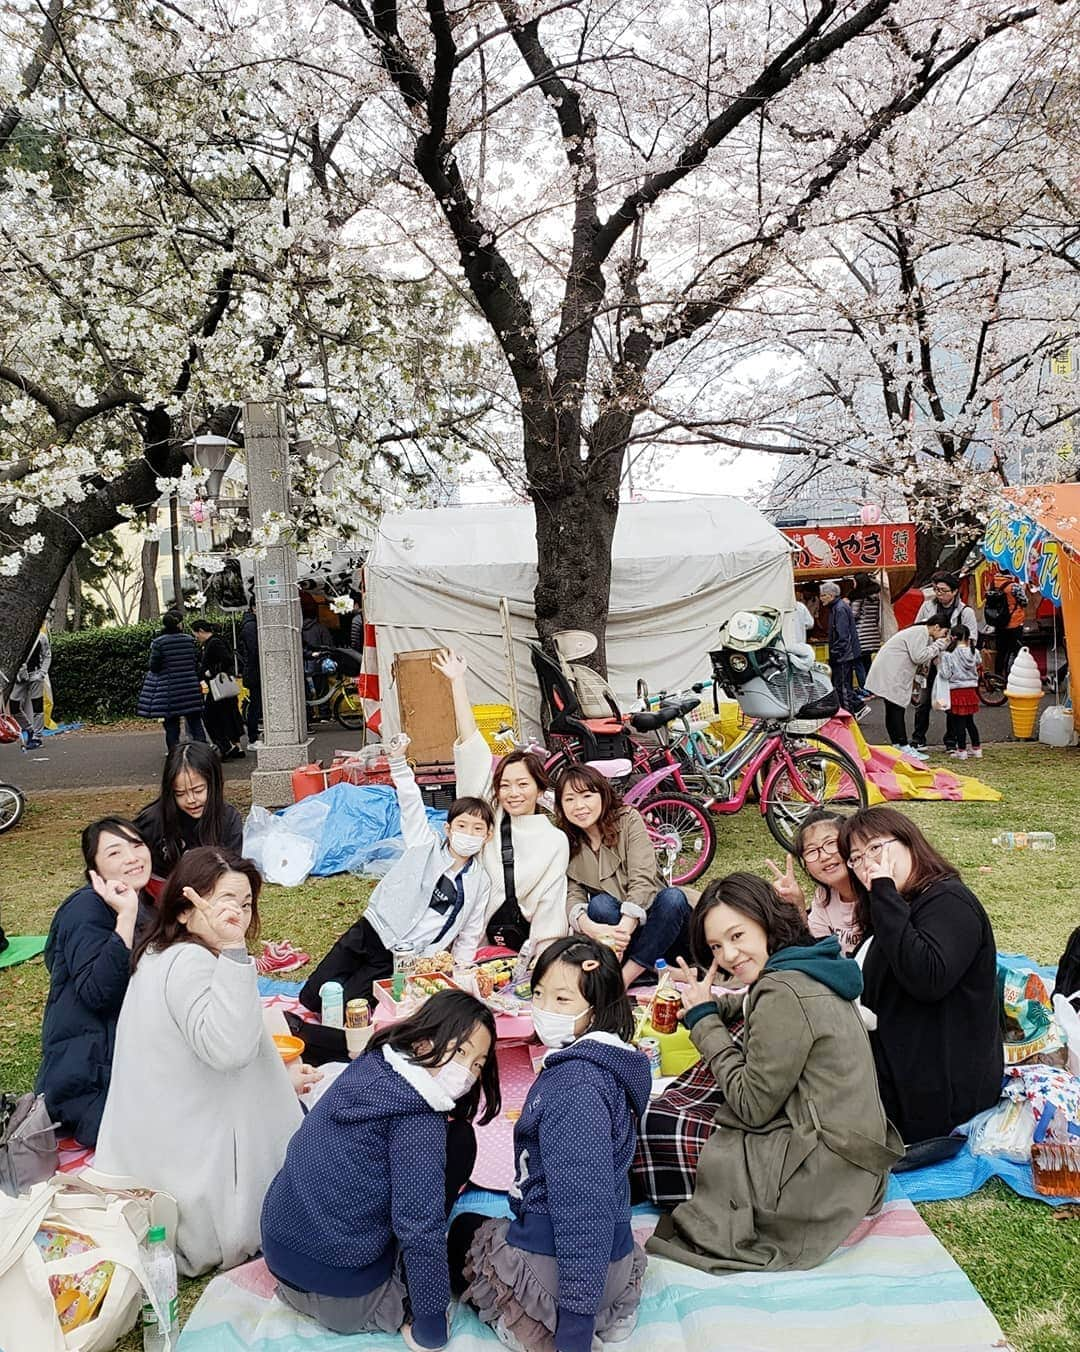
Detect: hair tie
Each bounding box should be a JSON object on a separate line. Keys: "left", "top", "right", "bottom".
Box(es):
{"left": 582, "top": 959, "right": 600, "bottom": 972}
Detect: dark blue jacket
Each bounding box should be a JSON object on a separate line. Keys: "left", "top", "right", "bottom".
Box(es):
{"left": 238, "top": 612, "right": 260, "bottom": 685}
{"left": 136, "top": 631, "right": 204, "bottom": 717}
{"left": 36, "top": 886, "right": 154, "bottom": 1146}
{"left": 261, "top": 1048, "right": 454, "bottom": 1348}
{"left": 507, "top": 1035, "right": 651, "bottom": 1352}
{"left": 828, "top": 597, "right": 861, "bottom": 663}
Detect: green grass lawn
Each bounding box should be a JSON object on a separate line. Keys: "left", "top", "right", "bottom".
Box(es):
{"left": 2, "top": 746, "right": 1079, "bottom": 1349}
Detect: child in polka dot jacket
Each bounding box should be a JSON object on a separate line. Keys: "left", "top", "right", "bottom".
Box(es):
{"left": 260, "top": 990, "right": 501, "bottom": 1349}
{"left": 451, "top": 937, "right": 652, "bottom": 1352}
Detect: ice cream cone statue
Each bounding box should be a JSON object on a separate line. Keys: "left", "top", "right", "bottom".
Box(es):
{"left": 1005, "top": 648, "right": 1043, "bottom": 739}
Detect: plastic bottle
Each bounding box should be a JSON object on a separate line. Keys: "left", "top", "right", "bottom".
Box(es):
{"left": 992, "top": 831, "right": 1057, "bottom": 852}
{"left": 320, "top": 980, "right": 345, "bottom": 1028}
{"left": 141, "top": 1224, "right": 178, "bottom": 1352}
{"left": 650, "top": 960, "right": 680, "bottom": 1035}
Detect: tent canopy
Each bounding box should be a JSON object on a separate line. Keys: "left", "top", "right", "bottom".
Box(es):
{"left": 365, "top": 497, "right": 795, "bottom": 732}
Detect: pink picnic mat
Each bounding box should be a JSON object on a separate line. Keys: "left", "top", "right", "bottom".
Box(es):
{"left": 471, "top": 1042, "right": 537, "bottom": 1191}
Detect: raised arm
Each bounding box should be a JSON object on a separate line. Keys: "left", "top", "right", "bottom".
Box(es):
{"left": 386, "top": 733, "right": 437, "bottom": 849}
{"left": 432, "top": 650, "right": 477, "bottom": 743}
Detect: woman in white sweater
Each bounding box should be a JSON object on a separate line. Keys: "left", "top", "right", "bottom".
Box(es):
{"left": 864, "top": 616, "right": 951, "bottom": 755}
{"left": 95, "top": 847, "right": 308, "bottom": 1276}
{"left": 434, "top": 651, "right": 569, "bottom": 956}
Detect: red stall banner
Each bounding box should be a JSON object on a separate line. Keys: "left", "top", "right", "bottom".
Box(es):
{"left": 783, "top": 523, "right": 916, "bottom": 574}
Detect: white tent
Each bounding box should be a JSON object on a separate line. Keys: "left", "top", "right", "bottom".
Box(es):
{"left": 365, "top": 497, "right": 795, "bottom": 733}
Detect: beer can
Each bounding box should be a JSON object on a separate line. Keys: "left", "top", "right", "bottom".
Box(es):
{"left": 345, "top": 998, "right": 370, "bottom": 1029}
{"left": 392, "top": 942, "right": 417, "bottom": 976}
{"left": 638, "top": 1037, "right": 662, "bottom": 1079}
{"left": 651, "top": 992, "right": 680, "bottom": 1035}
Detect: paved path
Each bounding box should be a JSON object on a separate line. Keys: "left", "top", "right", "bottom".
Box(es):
{"left": 4, "top": 699, "right": 1018, "bottom": 794}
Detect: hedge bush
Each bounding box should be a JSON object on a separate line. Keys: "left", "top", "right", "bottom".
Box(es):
{"left": 50, "top": 614, "right": 235, "bottom": 723}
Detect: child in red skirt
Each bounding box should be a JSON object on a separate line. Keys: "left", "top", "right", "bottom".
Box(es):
{"left": 939, "top": 625, "right": 982, "bottom": 759}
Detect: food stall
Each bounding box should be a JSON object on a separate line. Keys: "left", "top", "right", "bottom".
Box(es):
{"left": 982, "top": 485, "right": 1080, "bottom": 730}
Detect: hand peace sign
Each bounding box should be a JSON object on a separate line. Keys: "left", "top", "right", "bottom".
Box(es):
{"left": 182, "top": 885, "right": 249, "bottom": 950}
{"left": 89, "top": 870, "right": 140, "bottom": 917}
{"left": 765, "top": 854, "right": 805, "bottom": 908}
{"left": 672, "top": 956, "right": 721, "bottom": 1014}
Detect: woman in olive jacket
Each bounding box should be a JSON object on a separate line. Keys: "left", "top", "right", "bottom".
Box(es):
{"left": 839, "top": 806, "right": 1002, "bottom": 1145}
{"left": 646, "top": 874, "right": 901, "bottom": 1274}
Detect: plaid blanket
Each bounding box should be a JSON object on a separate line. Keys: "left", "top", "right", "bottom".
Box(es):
{"left": 632, "top": 1058, "right": 724, "bottom": 1208}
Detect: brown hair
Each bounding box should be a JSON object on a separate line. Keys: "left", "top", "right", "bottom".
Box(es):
{"left": 491, "top": 749, "right": 550, "bottom": 812}
{"left": 554, "top": 764, "right": 624, "bottom": 854}
{"left": 838, "top": 806, "right": 959, "bottom": 937}
{"left": 791, "top": 809, "right": 846, "bottom": 866}
{"left": 689, "top": 872, "right": 814, "bottom": 973}
{"left": 132, "top": 846, "right": 262, "bottom": 970}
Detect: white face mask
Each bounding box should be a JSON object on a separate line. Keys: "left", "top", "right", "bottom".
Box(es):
{"left": 449, "top": 831, "right": 486, "bottom": 858}
{"left": 435, "top": 1058, "right": 477, "bottom": 1099}
{"left": 531, "top": 1006, "right": 582, "bottom": 1049}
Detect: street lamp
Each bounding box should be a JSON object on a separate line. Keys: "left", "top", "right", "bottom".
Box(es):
{"left": 183, "top": 433, "right": 239, "bottom": 500}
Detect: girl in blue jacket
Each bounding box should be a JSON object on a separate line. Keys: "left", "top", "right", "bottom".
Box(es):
{"left": 261, "top": 989, "right": 501, "bottom": 1349}
{"left": 453, "top": 937, "right": 652, "bottom": 1352}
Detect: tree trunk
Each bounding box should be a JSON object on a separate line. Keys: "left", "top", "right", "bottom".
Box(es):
{"left": 138, "top": 536, "right": 161, "bottom": 621}
{"left": 69, "top": 561, "right": 82, "bottom": 630}
{"left": 51, "top": 561, "right": 77, "bottom": 632}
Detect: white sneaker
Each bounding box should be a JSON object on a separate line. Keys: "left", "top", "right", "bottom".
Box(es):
{"left": 970, "top": 747, "right": 983, "bottom": 759}
{"left": 247, "top": 739, "right": 264, "bottom": 750}
{"left": 899, "top": 745, "right": 929, "bottom": 761}
{"left": 949, "top": 749, "right": 968, "bottom": 760}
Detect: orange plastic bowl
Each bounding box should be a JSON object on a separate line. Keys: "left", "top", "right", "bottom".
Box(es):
{"left": 272, "top": 1034, "right": 305, "bottom": 1064}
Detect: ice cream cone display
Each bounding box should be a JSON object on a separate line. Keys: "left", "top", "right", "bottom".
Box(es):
{"left": 1005, "top": 647, "right": 1043, "bottom": 739}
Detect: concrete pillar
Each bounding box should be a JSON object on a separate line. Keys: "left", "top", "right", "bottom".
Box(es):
{"left": 245, "top": 399, "right": 310, "bottom": 806}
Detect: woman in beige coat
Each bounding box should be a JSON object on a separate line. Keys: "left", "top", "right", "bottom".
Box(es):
{"left": 646, "top": 873, "right": 901, "bottom": 1275}
{"left": 864, "top": 616, "right": 951, "bottom": 754}
{"left": 556, "top": 764, "right": 692, "bottom": 986}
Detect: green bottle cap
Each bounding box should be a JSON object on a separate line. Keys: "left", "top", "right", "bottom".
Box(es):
{"left": 148, "top": 1225, "right": 167, "bottom": 1244}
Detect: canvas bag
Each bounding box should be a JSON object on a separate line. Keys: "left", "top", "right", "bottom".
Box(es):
{"left": 208, "top": 672, "right": 240, "bottom": 701}
{"left": 0, "top": 1170, "right": 178, "bottom": 1352}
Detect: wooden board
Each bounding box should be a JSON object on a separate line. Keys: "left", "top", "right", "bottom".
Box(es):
{"left": 392, "top": 649, "right": 458, "bottom": 765}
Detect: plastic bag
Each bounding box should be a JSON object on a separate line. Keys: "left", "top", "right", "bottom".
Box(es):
{"left": 931, "top": 672, "right": 951, "bottom": 711}
{"left": 242, "top": 804, "right": 321, "bottom": 887}
{"left": 968, "top": 1099, "right": 1035, "bottom": 1163}
{"left": 347, "top": 837, "right": 407, "bottom": 879}
{"left": 278, "top": 795, "right": 332, "bottom": 846}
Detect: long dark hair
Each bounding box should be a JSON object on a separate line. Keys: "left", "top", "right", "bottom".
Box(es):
{"left": 491, "top": 749, "right": 550, "bottom": 813}
{"left": 80, "top": 818, "right": 150, "bottom": 882}
{"left": 368, "top": 989, "right": 501, "bottom": 1124}
{"left": 531, "top": 936, "right": 635, "bottom": 1042}
{"left": 156, "top": 741, "right": 228, "bottom": 870}
{"left": 554, "top": 764, "right": 625, "bottom": 855}
{"left": 132, "top": 846, "right": 262, "bottom": 970}
{"left": 690, "top": 872, "right": 814, "bottom": 974}
{"left": 838, "top": 806, "right": 959, "bottom": 938}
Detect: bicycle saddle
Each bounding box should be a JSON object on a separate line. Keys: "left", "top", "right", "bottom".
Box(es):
{"left": 629, "top": 697, "right": 700, "bottom": 732}
{"left": 584, "top": 758, "right": 633, "bottom": 780}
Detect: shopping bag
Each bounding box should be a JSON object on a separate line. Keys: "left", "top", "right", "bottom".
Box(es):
{"left": 931, "top": 672, "right": 951, "bottom": 711}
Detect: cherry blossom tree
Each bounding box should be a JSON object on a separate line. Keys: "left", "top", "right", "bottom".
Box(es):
{"left": 0, "top": 0, "right": 488, "bottom": 688}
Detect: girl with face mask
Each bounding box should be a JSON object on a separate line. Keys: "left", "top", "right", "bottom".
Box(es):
{"left": 262, "top": 991, "right": 501, "bottom": 1348}
{"left": 450, "top": 938, "right": 652, "bottom": 1352}
{"left": 301, "top": 733, "right": 496, "bottom": 1030}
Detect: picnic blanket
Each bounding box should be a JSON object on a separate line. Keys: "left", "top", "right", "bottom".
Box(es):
{"left": 176, "top": 1193, "right": 1006, "bottom": 1351}
{"left": 821, "top": 714, "right": 1001, "bottom": 803}
{"left": 0, "top": 934, "right": 47, "bottom": 969}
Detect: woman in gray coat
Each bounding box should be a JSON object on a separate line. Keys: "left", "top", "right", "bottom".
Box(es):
{"left": 864, "top": 615, "right": 950, "bottom": 754}
{"left": 646, "top": 874, "right": 901, "bottom": 1275}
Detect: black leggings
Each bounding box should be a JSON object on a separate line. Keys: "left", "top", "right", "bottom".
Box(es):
{"left": 946, "top": 712, "right": 980, "bottom": 750}
{"left": 883, "top": 700, "right": 908, "bottom": 746}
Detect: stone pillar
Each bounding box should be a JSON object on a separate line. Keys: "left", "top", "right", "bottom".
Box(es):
{"left": 245, "top": 400, "right": 310, "bottom": 806}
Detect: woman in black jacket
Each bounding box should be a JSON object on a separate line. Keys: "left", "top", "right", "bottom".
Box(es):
{"left": 840, "top": 806, "right": 1002, "bottom": 1145}
{"left": 37, "top": 818, "right": 157, "bottom": 1146}
{"left": 191, "top": 618, "right": 245, "bottom": 760}
{"left": 134, "top": 740, "right": 245, "bottom": 882}
{"left": 136, "top": 611, "right": 208, "bottom": 749}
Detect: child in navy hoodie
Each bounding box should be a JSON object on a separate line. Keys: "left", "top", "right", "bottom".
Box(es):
{"left": 261, "top": 990, "right": 501, "bottom": 1348}
{"left": 452, "top": 936, "right": 652, "bottom": 1352}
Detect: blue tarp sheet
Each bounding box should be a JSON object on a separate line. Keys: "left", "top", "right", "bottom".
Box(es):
{"left": 278, "top": 782, "right": 447, "bottom": 877}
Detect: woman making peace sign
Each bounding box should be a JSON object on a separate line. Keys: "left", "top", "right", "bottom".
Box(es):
{"left": 765, "top": 810, "right": 863, "bottom": 956}
{"left": 95, "top": 848, "right": 311, "bottom": 1276}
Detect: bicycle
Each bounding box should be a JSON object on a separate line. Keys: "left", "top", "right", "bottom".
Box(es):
{"left": 0, "top": 781, "right": 24, "bottom": 833}
{"left": 302, "top": 649, "right": 368, "bottom": 732}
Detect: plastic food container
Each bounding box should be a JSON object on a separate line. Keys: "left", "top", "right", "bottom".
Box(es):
{"left": 373, "top": 972, "right": 459, "bottom": 1018}
{"left": 272, "top": 1034, "right": 306, "bottom": 1064}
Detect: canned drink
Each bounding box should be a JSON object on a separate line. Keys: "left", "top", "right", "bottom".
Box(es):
{"left": 651, "top": 992, "right": 680, "bottom": 1036}
{"left": 638, "top": 1037, "right": 662, "bottom": 1079}
{"left": 345, "top": 998, "right": 370, "bottom": 1030}
{"left": 392, "top": 942, "right": 417, "bottom": 976}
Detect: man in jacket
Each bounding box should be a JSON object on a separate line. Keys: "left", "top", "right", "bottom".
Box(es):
{"left": 910, "top": 572, "right": 978, "bottom": 750}
{"left": 820, "top": 581, "right": 861, "bottom": 712}
{"left": 238, "top": 601, "right": 262, "bottom": 747}
{"left": 11, "top": 627, "right": 52, "bottom": 749}
{"left": 986, "top": 567, "right": 1027, "bottom": 677}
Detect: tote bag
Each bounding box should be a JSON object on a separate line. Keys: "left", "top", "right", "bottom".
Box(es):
{"left": 208, "top": 672, "right": 241, "bottom": 702}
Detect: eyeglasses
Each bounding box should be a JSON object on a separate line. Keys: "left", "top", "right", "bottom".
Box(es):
{"left": 847, "top": 838, "right": 897, "bottom": 869}
{"left": 802, "top": 839, "right": 841, "bottom": 863}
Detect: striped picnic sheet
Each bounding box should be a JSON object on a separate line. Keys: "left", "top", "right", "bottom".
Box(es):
{"left": 177, "top": 1194, "right": 1006, "bottom": 1351}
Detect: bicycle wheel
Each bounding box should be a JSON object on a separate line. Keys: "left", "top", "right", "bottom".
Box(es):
{"left": 978, "top": 671, "right": 1007, "bottom": 707}
{"left": 331, "top": 688, "right": 367, "bottom": 732}
{"left": 762, "top": 747, "right": 866, "bottom": 852}
{"left": 0, "top": 783, "right": 25, "bottom": 834}
{"left": 639, "top": 791, "right": 717, "bottom": 886}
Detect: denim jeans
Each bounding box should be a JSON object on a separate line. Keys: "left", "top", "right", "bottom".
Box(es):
{"left": 163, "top": 713, "right": 208, "bottom": 749}
{"left": 588, "top": 888, "right": 690, "bottom": 969}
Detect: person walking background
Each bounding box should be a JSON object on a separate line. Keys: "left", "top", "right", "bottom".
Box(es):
{"left": 851, "top": 577, "right": 883, "bottom": 688}
{"left": 192, "top": 618, "right": 245, "bottom": 760}
{"left": 238, "top": 600, "right": 262, "bottom": 748}
{"left": 10, "top": 625, "right": 51, "bottom": 749}
{"left": 820, "top": 581, "right": 861, "bottom": 712}
{"left": 136, "top": 611, "right": 208, "bottom": 749}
